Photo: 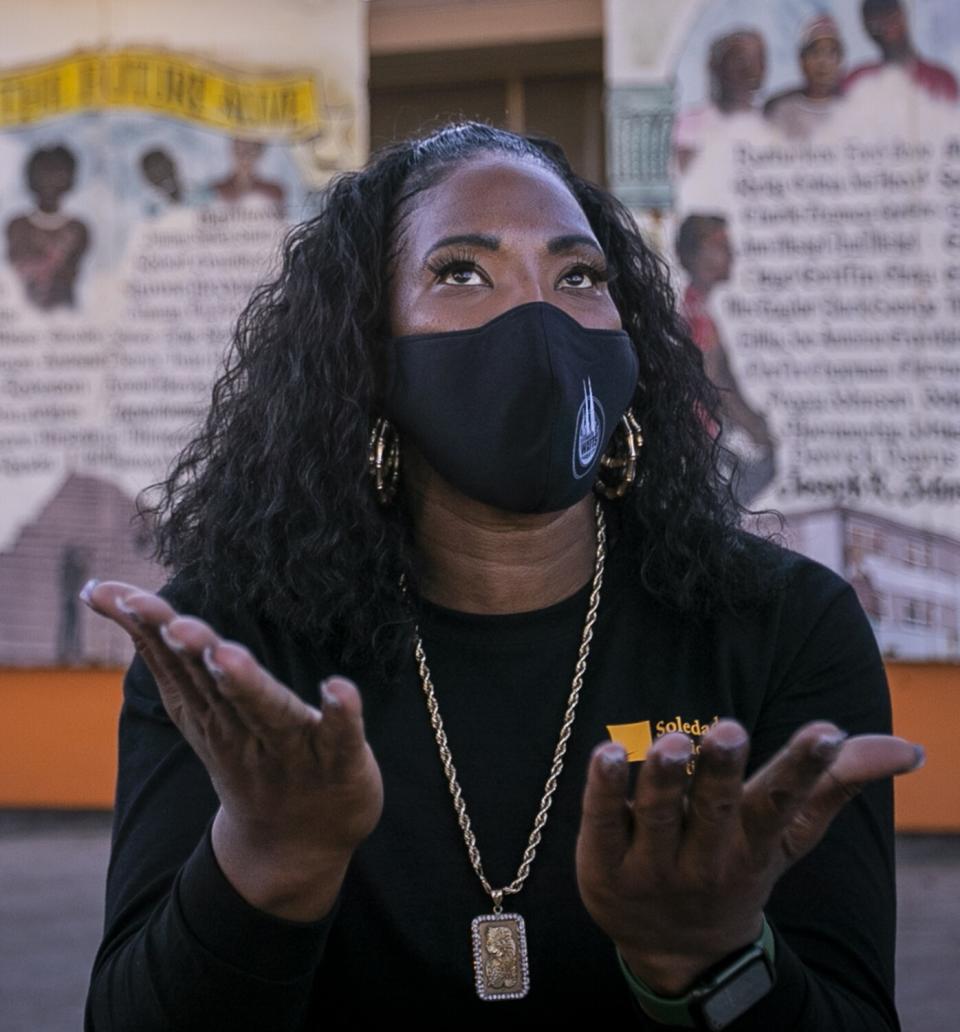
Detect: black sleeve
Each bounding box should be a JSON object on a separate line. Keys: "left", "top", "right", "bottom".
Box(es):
{"left": 85, "top": 585, "right": 333, "bottom": 1032}
{"left": 735, "top": 564, "right": 900, "bottom": 1031}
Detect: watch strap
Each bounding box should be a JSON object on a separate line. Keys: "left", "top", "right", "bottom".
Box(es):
{"left": 617, "top": 914, "right": 777, "bottom": 1029}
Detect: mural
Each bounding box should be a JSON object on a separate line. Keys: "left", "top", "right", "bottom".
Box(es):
{"left": 0, "top": 36, "right": 363, "bottom": 665}
{"left": 671, "top": 0, "right": 960, "bottom": 659}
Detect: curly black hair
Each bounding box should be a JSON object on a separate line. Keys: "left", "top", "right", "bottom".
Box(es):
{"left": 145, "top": 122, "right": 772, "bottom": 680}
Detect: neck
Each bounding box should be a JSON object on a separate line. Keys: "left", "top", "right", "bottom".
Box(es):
{"left": 717, "top": 93, "right": 752, "bottom": 113}
{"left": 883, "top": 42, "right": 913, "bottom": 64}
{"left": 403, "top": 446, "right": 597, "bottom": 614}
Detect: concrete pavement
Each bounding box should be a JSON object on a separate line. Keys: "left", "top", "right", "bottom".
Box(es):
{"left": 2, "top": 812, "right": 957, "bottom": 1031}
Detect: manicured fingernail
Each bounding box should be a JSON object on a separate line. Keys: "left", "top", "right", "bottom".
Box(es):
{"left": 79, "top": 579, "right": 99, "bottom": 605}
{"left": 203, "top": 646, "right": 224, "bottom": 681}
{"left": 658, "top": 752, "right": 691, "bottom": 769}
{"left": 906, "top": 745, "right": 925, "bottom": 773}
{"left": 656, "top": 747, "right": 693, "bottom": 771}
{"left": 115, "top": 596, "right": 142, "bottom": 624}
{"left": 598, "top": 743, "right": 627, "bottom": 775}
{"left": 812, "top": 731, "right": 848, "bottom": 761}
{"left": 712, "top": 730, "right": 749, "bottom": 757}
{"left": 656, "top": 739, "right": 693, "bottom": 768}
{"left": 159, "top": 623, "right": 185, "bottom": 653}
{"left": 320, "top": 680, "right": 341, "bottom": 709}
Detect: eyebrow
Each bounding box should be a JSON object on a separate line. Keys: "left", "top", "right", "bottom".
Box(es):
{"left": 423, "top": 232, "right": 604, "bottom": 261}
{"left": 424, "top": 234, "right": 500, "bottom": 260}
{"left": 546, "top": 234, "right": 605, "bottom": 256}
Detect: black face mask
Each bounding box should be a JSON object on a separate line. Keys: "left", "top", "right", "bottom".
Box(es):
{"left": 383, "top": 301, "right": 640, "bottom": 513}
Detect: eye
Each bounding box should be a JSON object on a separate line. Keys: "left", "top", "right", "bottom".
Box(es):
{"left": 437, "top": 262, "right": 487, "bottom": 287}
{"left": 425, "top": 248, "right": 490, "bottom": 287}
{"left": 558, "top": 262, "right": 609, "bottom": 290}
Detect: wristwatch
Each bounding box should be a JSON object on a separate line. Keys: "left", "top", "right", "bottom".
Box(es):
{"left": 617, "top": 915, "right": 777, "bottom": 1030}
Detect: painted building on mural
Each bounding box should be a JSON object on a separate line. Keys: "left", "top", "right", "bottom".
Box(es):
{"left": 783, "top": 506, "right": 960, "bottom": 660}
{"left": 0, "top": 473, "right": 161, "bottom": 665}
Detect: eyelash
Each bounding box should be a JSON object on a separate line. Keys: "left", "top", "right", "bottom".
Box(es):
{"left": 425, "top": 248, "right": 611, "bottom": 288}
{"left": 425, "top": 247, "right": 484, "bottom": 283}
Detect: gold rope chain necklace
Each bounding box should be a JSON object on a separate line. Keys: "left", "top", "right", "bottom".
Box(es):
{"left": 411, "top": 499, "right": 607, "bottom": 1001}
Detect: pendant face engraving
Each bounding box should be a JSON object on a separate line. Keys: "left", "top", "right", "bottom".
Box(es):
{"left": 471, "top": 913, "right": 530, "bottom": 1001}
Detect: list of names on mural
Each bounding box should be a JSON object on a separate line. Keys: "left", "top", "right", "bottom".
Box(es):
{"left": 0, "top": 205, "right": 282, "bottom": 486}
{"left": 720, "top": 132, "right": 960, "bottom": 509}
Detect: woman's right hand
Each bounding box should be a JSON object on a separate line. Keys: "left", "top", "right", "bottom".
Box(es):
{"left": 82, "top": 580, "right": 384, "bottom": 922}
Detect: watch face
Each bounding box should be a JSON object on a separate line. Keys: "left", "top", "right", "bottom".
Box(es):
{"left": 698, "top": 956, "right": 775, "bottom": 1031}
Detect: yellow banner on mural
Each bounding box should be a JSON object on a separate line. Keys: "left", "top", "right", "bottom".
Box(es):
{"left": 0, "top": 49, "right": 320, "bottom": 136}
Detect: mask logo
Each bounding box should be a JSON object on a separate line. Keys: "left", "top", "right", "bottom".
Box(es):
{"left": 573, "top": 377, "right": 604, "bottom": 479}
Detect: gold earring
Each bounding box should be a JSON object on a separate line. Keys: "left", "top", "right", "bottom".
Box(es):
{"left": 368, "top": 417, "right": 400, "bottom": 505}
{"left": 594, "top": 409, "right": 643, "bottom": 499}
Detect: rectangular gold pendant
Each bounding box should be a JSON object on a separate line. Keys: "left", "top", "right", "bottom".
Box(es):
{"left": 471, "top": 912, "right": 530, "bottom": 1001}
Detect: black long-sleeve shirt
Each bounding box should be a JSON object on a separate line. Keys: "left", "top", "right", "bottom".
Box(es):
{"left": 87, "top": 535, "right": 899, "bottom": 1028}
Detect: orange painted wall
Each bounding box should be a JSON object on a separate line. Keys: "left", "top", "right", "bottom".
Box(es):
{"left": 887, "top": 663, "right": 960, "bottom": 833}
{"left": 1, "top": 663, "right": 957, "bottom": 827}
{"left": 0, "top": 667, "right": 123, "bottom": 808}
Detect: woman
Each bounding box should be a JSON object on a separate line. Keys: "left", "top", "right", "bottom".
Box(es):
{"left": 84, "top": 123, "right": 919, "bottom": 1027}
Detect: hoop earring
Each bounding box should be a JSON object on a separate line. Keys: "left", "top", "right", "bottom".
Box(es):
{"left": 594, "top": 409, "right": 643, "bottom": 500}
{"left": 368, "top": 417, "right": 400, "bottom": 505}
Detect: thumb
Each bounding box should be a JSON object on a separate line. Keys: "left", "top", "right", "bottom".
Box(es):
{"left": 316, "top": 676, "right": 370, "bottom": 763}
{"left": 784, "top": 734, "right": 923, "bottom": 860}
{"left": 811, "top": 733, "right": 922, "bottom": 813}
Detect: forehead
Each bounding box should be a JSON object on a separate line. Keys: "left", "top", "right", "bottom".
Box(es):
{"left": 865, "top": 5, "right": 902, "bottom": 24}
{"left": 700, "top": 225, "right": 729, "bottom": 245}
{"left": 396, "top": 154, "right": 594, "bottom": 258}
{"left": 722, "top": 36, "right": 762, "bottom": 62}
{"left": 32, "top": 158, "right": 71, "bottom": 179}
{"left": 804, "top": 35, "right": 839, "bottom": 52}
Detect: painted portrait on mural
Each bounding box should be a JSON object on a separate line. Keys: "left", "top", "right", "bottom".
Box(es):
{"left": 139, "top": 147, "right": 184, "bottom": 214}
{"left": 846, "top": 0, "right": 957, "bottom": 100}
{"left": 207, "top": 138, "right": 286, "bottom": 215}
{"left": 671, "top": 0, "right": 960, "bottom": 660}
{"left": 6, "top": 144, "right": 91, "bottom": 310}
{"left": 673, "top": 28, "right": 768, "bottom": 173}
{"left": 763, "top": 14, "right": 845, "bottom": 139}
{"left": 675, "top": 213, "right": 776, "bottom": 505}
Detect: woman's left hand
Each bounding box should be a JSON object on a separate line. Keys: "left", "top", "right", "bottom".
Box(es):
{"left": 575, "top": 719, "right": 921, "bottom": 994}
